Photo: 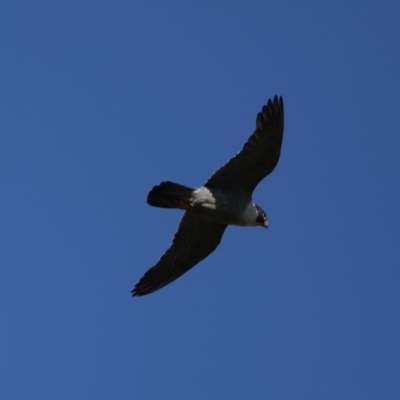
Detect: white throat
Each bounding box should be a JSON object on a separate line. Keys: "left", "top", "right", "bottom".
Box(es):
{"left": 240, "top": 202, "right": 258, "bottom": 226}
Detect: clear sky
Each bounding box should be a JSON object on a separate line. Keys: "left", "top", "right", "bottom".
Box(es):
{"left": 1, "top": 1, "right": 399, "bottom": 399}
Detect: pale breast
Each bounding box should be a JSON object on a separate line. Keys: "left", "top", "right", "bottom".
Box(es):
{"left": 191, "top": 187, "right": 254, "bottom": 226}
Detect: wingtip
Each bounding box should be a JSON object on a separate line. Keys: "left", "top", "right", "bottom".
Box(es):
{"left": 131, "top": 276, "right": 158, "bottom": 297}
{"left": 131, "top": 284, "right": 146, "bottom": 297}
{"left": 270, "top": 95, "right": 283, "bottom": 106}
{"left": 277, "top": 95, "right": 284, "bottom": 109}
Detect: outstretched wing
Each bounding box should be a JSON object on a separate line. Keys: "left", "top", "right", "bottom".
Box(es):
{"left": 132, "top": 213, "right": 227, "bottom": 296}
{"left": 205, "top": 96, "right": 284, "bottom": 193}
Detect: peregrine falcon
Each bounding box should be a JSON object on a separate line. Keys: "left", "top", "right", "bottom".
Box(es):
{"left": 132, "top": 95, "right": 284, "bottom": 296}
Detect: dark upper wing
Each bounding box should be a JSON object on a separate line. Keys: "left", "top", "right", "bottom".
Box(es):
{"left": 132, "top": 212, "right": 227, "bottom": 296}
{"left": 204, "top": 96, "right": 284, "bottom": 193}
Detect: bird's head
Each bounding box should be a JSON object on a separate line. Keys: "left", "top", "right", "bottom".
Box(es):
{"left": 254, "top": 204, "right": 268, "bottom": 228}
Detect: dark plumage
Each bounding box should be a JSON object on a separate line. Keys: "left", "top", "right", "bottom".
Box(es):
{"left": 133, "top": 96, "right": 284, "bottom": 296}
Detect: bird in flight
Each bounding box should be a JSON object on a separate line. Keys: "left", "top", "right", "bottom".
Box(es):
{"left": 132, "top": 95, "right": 284, "bottom": 296}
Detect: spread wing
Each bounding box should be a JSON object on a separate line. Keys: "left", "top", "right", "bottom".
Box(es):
{"left": 205, "top": 96, "right": 284, "bottom": 193}
{"left": 132, "top": 213, "right": 227, "bottom": 296}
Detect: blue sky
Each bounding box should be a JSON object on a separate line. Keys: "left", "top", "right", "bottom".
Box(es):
{"left": 1, "top": 1, "right": 399, "bottom": 399}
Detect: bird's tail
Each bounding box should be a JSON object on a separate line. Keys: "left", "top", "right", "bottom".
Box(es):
{"left": 147, "top": 181, "right": 195, "bottom": 210}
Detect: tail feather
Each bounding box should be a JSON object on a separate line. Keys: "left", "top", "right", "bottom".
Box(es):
{"left": 147, "top": 181, "right": 195, "bottom": 209}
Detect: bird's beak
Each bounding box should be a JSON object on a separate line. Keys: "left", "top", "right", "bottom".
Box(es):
{"left": 263, "top": 221, "right": 269, "bottom": 228}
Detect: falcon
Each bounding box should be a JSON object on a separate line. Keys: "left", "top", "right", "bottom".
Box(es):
{"left": 132, "top": 95, "right": 284, "bottom": 296}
